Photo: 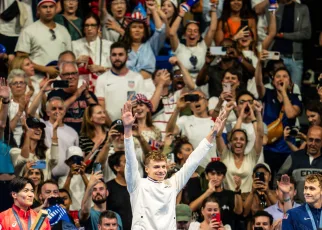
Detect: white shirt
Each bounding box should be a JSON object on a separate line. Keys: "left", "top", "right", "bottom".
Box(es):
{"left": 15, "top": 20, "right": 72, "bottom": 66}
{"left": 95, "top": 69, "right": 145, "bottom": 121}
{"left": 125, "top": 136, "right": 212, "bottom": 230}
{"left": 43, "top": 120, "right": 79, "bottom": 177}
{"left": 177, "top": 115, "right": 217, "bottom": 168}
{"left": 8, "top": 100, "right": 24, "bottom": 147}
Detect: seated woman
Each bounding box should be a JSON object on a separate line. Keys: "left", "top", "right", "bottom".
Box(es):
{"left": 0, "top": 177, "right": 51, "bottom": 229}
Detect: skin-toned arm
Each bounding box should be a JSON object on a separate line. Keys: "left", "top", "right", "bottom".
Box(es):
{"left": 280, "top": 87, "right": 301, "bottom": 119}
{"left": 253, "top": 0, "right": 269, "bottom": 15}
{"left": 253, "top": 101, "right": 264, "bottom": 155}
{"left": 215, "top": 102, "right": 233, "bottom": 154}
{"left": 215, "top": 20, "right": 224, "bottom": 45}
{"left": 262, "top": 11, "right": 277, "bottom": 50}
{"left": 204, "top": 6, "right": 218, "bottom": 47}
{"left": 190, "top": 180, "right": 217, "bottom": 211}
{"left": 169, "top": 56, "right": 196, "bottom": 90}
{"left": 147, "top": 0, "right": 163, "bottom": 29}
{"left": 150, "top": 69, "right": 170, "bottom": 112}
{"left": 165, "top": 95, "right": 188, "bottom": 134}
{"left": 134, "top": 132, "right": 152, "bottom": 160}
{"left": 0, "top": 78, "right": 10, "bottom": 139}
{"left": 10, "top": 96, "right": 26, "bottom": 132}
{"left": 255, "top": 58, "right": 266, "bottom": 99}
{"left": 169, "top": 4, "right": 186, "bottom": 51}
{"left": 234, "top": 194, "right": 243, "bottom": 215}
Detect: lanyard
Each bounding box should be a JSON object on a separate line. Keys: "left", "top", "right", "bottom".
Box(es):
{"left": 12, "top": 208, "right": 31, "bottom": 230}
{"left": 305, "top": 203, "right": 322, "bottom": 230}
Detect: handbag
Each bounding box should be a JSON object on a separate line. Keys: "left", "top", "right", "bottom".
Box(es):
{"left": 267, "top": 106, "right": 284, "bottom": 144}
{"left": 0, "top": 1, "right": 19, "bottom": 22}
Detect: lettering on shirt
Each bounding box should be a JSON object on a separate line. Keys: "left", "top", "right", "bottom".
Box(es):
{"left": 300, "top": 170, "right": 322, "bottom": 177}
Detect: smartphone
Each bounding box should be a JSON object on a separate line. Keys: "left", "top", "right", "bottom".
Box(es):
{"left": 255, "top": 172, "right": 265, "bottom": 182}
{"left": 241, "top": 19, "right": 249, "bottom": 30}
{"left": 184, "top": 94, "right": 200, "bottom": 102}
{"left": 222, "top": 83, "right": 231, "bottom": 92}
{"left": 289, "top": 126, "right": 299, "bottom": 137}
{"left": 209, "top": 46, "right": 227, "bottom": 56}
{"left": 254, "top": 227, "right": 264, "bottom": 230}
{"left": 211, "top": 213, "right": 221, "bottom": 223}
{"left": 167, "top": 153, "right": 175, "bottom": 164}
{"left": 48, "top": 197, "right": 64, "bottom": 206}
{"left": 92, "top": 162, "right": 102, "bottom": 173}
{"left": 53, "top": 80, "right": 69, "bottom": 88}
{"left": 281, "top": 175, "right": 290, "bottom": 184}
{"left": 114, "top": 125, "right": 124, "bottom": 133}
{"left": 70, "top": 155, "right": 83, "bottom": 165}
{"left": 32, "top": 160, "right": 46, "bottom": 169}
{"left": 267, "top": 51, "right": 280, "bottom": 60}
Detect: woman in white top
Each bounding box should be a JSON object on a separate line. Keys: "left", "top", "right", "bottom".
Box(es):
{"left": 215, "top": 100, "right": 264, "bottom": 193}
{"left": 10, "top": 117, "right": 58, "bottom": 180}
{"left": 189, "top": 196, "right": 231, "bottom": 230}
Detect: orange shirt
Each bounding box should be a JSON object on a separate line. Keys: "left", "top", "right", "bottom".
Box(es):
{"left": 224, "top": 18, "right": 241, "bottom": 38}
{"left": 0, "top": 205, "right": 51, "bottom": 230}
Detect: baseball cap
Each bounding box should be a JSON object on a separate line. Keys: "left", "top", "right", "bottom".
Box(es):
{"left": 38, "top": 0, "right": 56, "bottom": 7}
{"left": 253, "top": 162, "right": 271, "bottom": 174}
{"left": 176, "top": 204, "right": 192, "bottom": 222}
{"left": 26, "top": 117, "right": 46, "bottom": 129}
{"left": 205, "top": 161, "right": 227, "bottom": 175}
{"left": 111, "top": 119, "right": 124, "bottom": 133}
{"left": 65, "top": 146, "right": 84, "bottom": 165}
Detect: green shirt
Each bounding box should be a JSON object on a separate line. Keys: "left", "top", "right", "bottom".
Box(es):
{"left": 54, "top": 14, "right": 83, "bottom": 41}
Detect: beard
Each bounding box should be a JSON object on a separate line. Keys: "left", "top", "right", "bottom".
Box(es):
{"left": 92, "top": 195, "right": 107, "bottom": 204}
{"left": 112, "top": 60, "right": 126, "bottom": 70}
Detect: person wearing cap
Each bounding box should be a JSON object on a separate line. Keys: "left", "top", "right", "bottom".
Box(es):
{"left": 176, "top": 204, "right": 193, "bottom": 230}
{"left": 10, "top": 117, "right": 59, "bottom": 181}
{"left": 122, "top": 99, "right": 226, "bottom": 230}
{"left": 95, "top": 41, "right": 145, "bottom": 122}
{"left": 15, "top": 0, "right": 72, "bottom": 82}
{"left": 190, "top": 161, "right": 242, "bottom": 229}
{"left": 243, "top": 163, "right": 277, "bottom": 218}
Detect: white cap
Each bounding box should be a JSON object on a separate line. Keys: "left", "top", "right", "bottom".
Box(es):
{"left": 65, "top": 146, "right": 83, "bottom": 164}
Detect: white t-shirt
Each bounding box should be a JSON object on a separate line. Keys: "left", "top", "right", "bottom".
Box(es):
{"left": 15, "top": 20, "right": 72, "bottom": 66}
{"left": 0, "top": 0, "right": 33, "bottom": 37}
{"left": 188, "top": 222, "right": 231, "bottom": 230}
{"left": 43, "top": 120, "right": 79, "bottom": 177}
{"left": 95, "top": 69, "right": 145, "bottom": 121}
{"left": 8, "top": 100, "right": 24, "bottom": 147}
{"left": 177, "top": 115, "right": 217, "bottom": 168}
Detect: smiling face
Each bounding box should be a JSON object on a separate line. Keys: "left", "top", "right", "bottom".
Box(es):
{"left": 63, "top": 0, "right": 78, "bottom": 15}
{"left": 306, "top": 110, "right": 321, "bottom": 126}
{"left": 133, "top": 103, "right": 150, "bottom": 119}
{"left": 13, "top": 183, "right": 35, "bottom": 209}
{"left": 272, "top": 70, "right": 291, "bottom": 89}
{"left": 60, "top": 63, "right": 79, "bottom": 91}
{"left": 230, "top": 0, "right": 242, "bottom": 12}
{"left": 222, "top": 71, "right": 240, "bottom": 87}
{"left": 185, "top": 23, "right": 200, "bottom": 47}
{"left": 91, "top": 105, "right": 107, "bottom": 125}
{"left": 161, "top": 1, "right": 175, "bottom": 20}
{"left": 306, "top": 127, "right": 322, "bottom": 157}
{"left": 304, "top": 180, "right": 322, "bottom": 206}
{"left": 10, "top": 76, "right": 27, "bottom": 97}
{"left": 22, "top": 58, "right": 35, "bottom": 77}
{"left": 130, "top": 22, "right": 145, "bottom": 42}
{"left": 230, "top": 131, "right": 247, "bottom": 154}
{"left": 145, "top": 159, "right": 167, "bottom": 181}
{"left": 237, "top": 34, "right": 253, "bottom": 48}
{"left": 29, "top": 127, "right": 43, "bottom": 141}
{"left": 27, "top": 169, "right": 42, "bottom": 186}
{"left": 177, "top": 143, "right": 193, "bottom": 165}
{"left": 111, "top": 0, "right": 126, "bottom": 20}
{"left": 201, "top": 201, "right": 220, "bottom": 224}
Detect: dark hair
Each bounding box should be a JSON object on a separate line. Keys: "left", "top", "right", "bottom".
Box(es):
{"left": 108, "top": 151, "right": 125, "bottom": 175}
{"left": 276, "top": 175, "right": 297, "bottom": 190}
{"left": 161, "top": 0, "right": 178, "bottom": 26}
{"left": 205, "top": 161, "right": 227, "bottom": 175}
{"left": 201, "top": 196, "right": 220, "bottom": 209}
{"left": 252, "top": 210, "right": 273, "bottom": 226}
{"left": 106, "top": 0, "right": 129, "bottom": 17}
{"left": 272, "top": 67, "right": 291, "bottom": 80}
{"left": 24, "top": 168, "right": 45, "bottom": 184}
{"left": 221, "top": 0, "right": 254, "bottom": 24}
{"left": 83, "top": 12, "right": 101, "bottom": 31}
{"left": 229, "top": 128, "right": 248, "bottom": 143}
{"left": 266, "top": 59, "right": 284, "bottom": 73}
{"left": 183, "top": 21, "right": 200, "bottom": 35}
{"left": 236, "top": 90, "right": 255, "bottom": 104}
{"left": 59, "top": 188, "right": 72, "bottom": 199}
{"left": 110, "top": 41, "right": 129, "bottom": 54}
{"left": 10, "top": 177, "right": 35, "bottom": 194}
{"left": 60, "top": 0, "right": 80, "bottom": 16}
{"left": 306, "top": 101, "right": 322, "bottom": 115}
{"left": 99, "top": 210, "right": 118, "bottom": 225}
{"left": 122, "top": 21, "right": 150, "bottom": 48}
{"left": 58, "top": 50, "right": 76, "bottom": 61}
{"left": 38, "top": 179, "right": 59, "bottom": 194}
{"left": 172, "top": 136, "right": 193, "bottom": 164}
{"left": 221, "top": 67, "right": 242, "bottom": 82}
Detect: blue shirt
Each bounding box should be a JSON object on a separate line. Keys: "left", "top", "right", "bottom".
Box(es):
{"left": 265, "top": 201, "right": 301, "bottom": 222}
{"left": 262, "top": 88, "right": 302, "bottom": 154}
{"left": 0, "top": 140, "right": 13, "bottom": 174}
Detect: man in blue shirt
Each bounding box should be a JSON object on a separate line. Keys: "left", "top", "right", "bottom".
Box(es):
{"left": 282, "top": 174, "right": 322, "bottom": 230}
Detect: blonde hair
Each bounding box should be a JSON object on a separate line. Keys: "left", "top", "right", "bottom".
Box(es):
{"left": 305, "top": 174, "right": 322, "bottom": 188}
{"left": 144, "top": 150, "right": 167, "bottom": 165}
{"left": 9, "top": 55, "right": 30, "bottom": 73}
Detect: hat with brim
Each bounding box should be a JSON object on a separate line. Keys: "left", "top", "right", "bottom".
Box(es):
{"left": 26, "top": 117, "right": 46, "bottom": 129}
{"left": 65, "top": 146, "right": 84, "bottom": 165}
{"left": 176, "top": 204, "right": 192, "bottom": 222}
{"left": 253, "top": 162, "right": 271, "bottom": 174}
{"left": 38, "top": 0, "right": 56, "bottom": 7}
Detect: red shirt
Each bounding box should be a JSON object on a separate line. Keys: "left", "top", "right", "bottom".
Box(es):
{"left": 0, "top": 205, "right": 51, "bottom": 230}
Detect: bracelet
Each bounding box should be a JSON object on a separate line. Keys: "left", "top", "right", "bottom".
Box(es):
{"left": 234, "top": 190, "right": 241, "bottom": 195}
{"left": 283, "top": 197, "right": 291, "bottom": 202}
{"left": 2, "top": 99, "right": 9, "bottom": 104}
{"left": 251, "top": 120, "right": 257, "bottom": 123}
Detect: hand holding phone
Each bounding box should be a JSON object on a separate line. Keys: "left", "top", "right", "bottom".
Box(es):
{"left": 211, "top": 213, "right": 221, "bottom": 224}
{"left": 92, "top": 162, "right": 102, "bottom": 174}
{"left": 32, "top": 160, "right": 46, "bottom": 169}
{"left": 184, "top": 94, "right": 200, "bottom": 102}
{"left": 255, "top": 172, "right": 265, "bottom": 182}
{"left": 53, "top": 80, "right": 69, "bottom": 88}
{"left": 222, "top": 83, "right": 231, "bottom": 93}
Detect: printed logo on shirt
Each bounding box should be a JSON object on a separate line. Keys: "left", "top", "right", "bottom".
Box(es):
{"left": 304, "top": 217, "right": 311, "bottom": 220}
{"left": 283, "top": 213, "right": 289, "bottom": 219}
{"left": 128, "top": 80, "right": 135, "bottom": 89}
{"left": 12, "top": 222, "right": 17, "bottom": 227}
{"left": 222, "top": 205, "right": 230, "bottom": 210}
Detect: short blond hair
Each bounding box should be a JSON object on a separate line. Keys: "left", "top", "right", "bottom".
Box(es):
{"left": 305, "top": 174, "right": 322, "bottom": 188}
{"left": 144, "top": 150, "right": 167, "bottom": 165}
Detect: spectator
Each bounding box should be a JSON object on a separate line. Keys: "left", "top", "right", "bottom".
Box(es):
{"left": 169, "top": 2, "right": 217, "bottom": 78}
{"left": 8, "top": 69, "right": 29, "bottom": 147}
{"left": 95, "top": 41, "right": 145, "bottom": 122}
{"left": 305, "top": 101, "right": 322, "bottom": 127}
{"left": 79, "top": 172, "right": 123, "bottom": 230}
{"left": 23, "top": 168, "right": 44, "bottom": 208}
{"left": 282, "top": 174, "right": 322, "bottom": 230}
{"left": 98, "top": 210, "right": 119, "bottom": 230}
{"left": 215, "top": 0, "right": 257, "bottom": 45}
{"left": 269, "top": 0, "right": 311, "bottom": 87}
{"left": 122, "top": 99, "right": 226, "bottom": 229}
{"left": 255, "top": 60, "right": 302, "bottom": 185}
{"left": 80, "top": 104, "right": 110, "bottom": 174}
{"left": 252, "top": 210, "right": 273, "bottom": 230}
{"left": 54, "top": 0, "right": 83, "bottom": 41}
{"left": 73, "top": 12, "right": 112, "bottom": 88}
{"left": 189, "top": 161, "right": 243, "bottom": 229}
{"left": 216, "top": 100, "right": 264, "bottom": 193}
{"left": 101, "top": 0, "right": 127, "bottom": 42}
{"left": 47, "top": 61, "right": 98, "bottom": 133}
{"left": 176, "top": 204, "right": 193, "bottom": 230}
{"left": 265, "top": 175, "right": 300, "bottom": 227}
{"left": 0, "top": 177, "right": 51, "bottom": 229}
{"left": 277, "top": 126, "right": 322, "bottom": 203}
{"left": 189, "top": 196, "right": 231, "bottom": 230}
{"left": 122, "top": 1, "right": 166, "bottom": 81}
{"left": 15, "top": 0, "right": 72, "bottom": 82}
{"left": 243, "top": 163, "right": 277, "bottom": 217}
{"left": 166, "top": 90, "right": 218, "bottom": 168}
{"left": 59, "top": 188, "right": 81, "bottom": 227}
{"left": 10, "top": 117, "right": 58, "bottom": 180}
{"left": 106, "top": 151, "right": 132, "bottom": 230}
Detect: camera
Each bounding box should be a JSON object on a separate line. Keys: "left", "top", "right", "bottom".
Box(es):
{"left": 48, "top": 197, "right": 64, "bottom": 206}
{"left": 289, "top": 126, "right": 299, "bottom": 137}
{"left": 184, "top": 94, "right": 200, "bottom": 102}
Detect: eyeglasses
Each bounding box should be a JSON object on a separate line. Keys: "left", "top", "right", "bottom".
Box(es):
{"left": 308, "top": 138, "right": 321, "bottom": 144}
{"left": 111, "top": 0, "right": 126, "bottom": 5}
{"left": 61, "top": 72, "right": 78, "bottom": 78}
{"left": 174, "top": 74, "right": 183, "bottom": 78}
{"left": 238, "top": 99, "right": 254, "bottom": 105}
{"left": 10, "top": 81, "right": 26, "bottom": 86}
{"left": 49, "top": 29, "right": 56, "bottom": 40}
{"left": 84, "top": 24, "right": 98, "bottom": 29}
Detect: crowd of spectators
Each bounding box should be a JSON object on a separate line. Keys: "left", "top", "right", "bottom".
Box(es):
{"left": 0, "top": 0, "right": 322, "bottom": 229}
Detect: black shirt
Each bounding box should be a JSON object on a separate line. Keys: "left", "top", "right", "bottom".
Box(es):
{"left": 106, "top": 179, "right": 132, "bottom": 230}
{"left": 47, "top": 89, "right": 97, "bottom": 133}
